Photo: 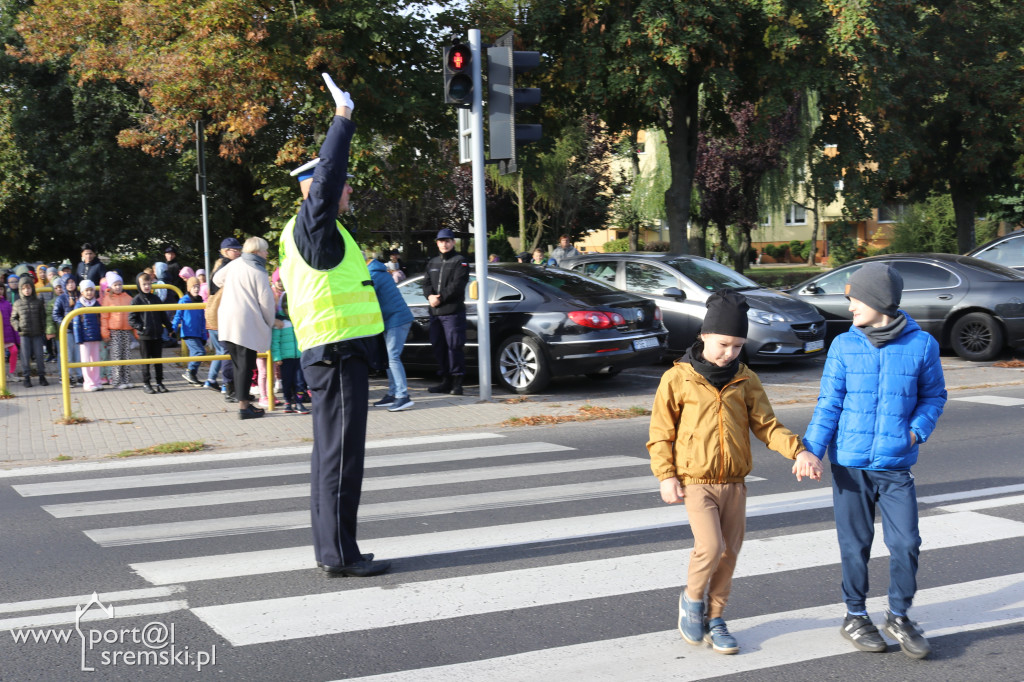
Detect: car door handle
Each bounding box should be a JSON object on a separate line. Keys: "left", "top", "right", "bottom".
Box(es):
{"left": 937, "top": 295, "right": 953, "bottom": 300}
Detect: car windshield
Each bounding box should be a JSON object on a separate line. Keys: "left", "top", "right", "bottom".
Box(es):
{"left": 520, "top": 268, "right": 623, "bottom": 296}
{"left": 663, "top": 258, "right": 760, "bottom": 291}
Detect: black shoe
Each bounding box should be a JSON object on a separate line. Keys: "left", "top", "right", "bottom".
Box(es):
{"left": 882, "top": 611, "right": 931, "bottom": 659}
{"left": 38, "top": 376, "right": 49, "bottom": 386}
{"left": 23, "top": 377, "right": 31, "bottom": 388}
{"left": 317, "top": 553, "right": 374, "bottom": 568}
{"left": 427, "top": 376, "right": 452, "bottom": 393}
{"left": 239, "top": 405, "right": 265, "bottom": 420}
{"left": 295, "top": 401, "right": 311, "bottom": 415}
{"left": 155, "top": 383, "right": 169, "bottom": 393}
{"left": 283, "top": 402, "right": 297, "bottom": 413}
{"left": 183, "top": 370, "right": 202, "bottom": 386}
{"left": 450, "top": 374, "right": 464, "bottom": 396}
{"left": 321, "top": 558, "right": 391, "bottom": 577}
{"left": 840, "top": 614, "right": 886, "bottom": 653}
{"left": 204, "top": 380, "right": 221, "bottom": 391}
{"left": 142, "top": 383, "right": 157, "bottom": 394}
{"left": 224, "top": 394, "right": 238, "bottom": 403}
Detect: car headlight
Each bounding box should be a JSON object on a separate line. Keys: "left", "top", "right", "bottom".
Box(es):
{"left": 747, "top": 309, "right": 788, "bottom": 325}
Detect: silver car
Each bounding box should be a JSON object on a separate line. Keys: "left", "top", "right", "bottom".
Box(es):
{"left": 560, "top": 253, "right": 826, "bottom": 363}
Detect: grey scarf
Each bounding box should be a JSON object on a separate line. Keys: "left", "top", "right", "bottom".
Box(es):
{"left": 859, "top": 313, "right": 907, "bottom": 348}
{"left": 240, "top": 252, "right": 267, "bottom": 272}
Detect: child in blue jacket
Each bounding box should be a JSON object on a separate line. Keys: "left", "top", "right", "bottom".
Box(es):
{"left": 72, "top": 280, "right": 104, "bottom": 391}
{"left": 270, "top": 292, "right": 308, "bottom": 414}
{"left": 802, "top": 262, "right": 946, "bottom": 660}
{"left": 171, "top": 277, "right": 209, "bottom": 386}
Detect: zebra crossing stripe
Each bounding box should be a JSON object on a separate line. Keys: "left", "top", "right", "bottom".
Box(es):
{"left": 0, "top": 585, "right": 186, "bottom": 615}
{"left": 131, "top": 487, "right": 834, "bottom": 585}
{"left": 337, "top": 571, "right": 1024, "bottom": 681}
{"left": 85, "top": 456, "right": 647, "bottom": 547}
{"left": 189, "top": 512, "right": 1024, "bottom": 645}
{"left": 951, "top": 395, "right": 1024, "bottom": 407}
{"left": 14, "top": 441, "right": 577, "bottom": 498}
{"left": 0, "top": 432, "right": 505, "bottom": 479}
{"left": 0, "top": 600, "right": 189, "bottom": 633}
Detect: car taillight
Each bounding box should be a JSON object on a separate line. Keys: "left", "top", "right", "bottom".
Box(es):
{"left": 568, "top": 310, "right": 622, "bottom": 329}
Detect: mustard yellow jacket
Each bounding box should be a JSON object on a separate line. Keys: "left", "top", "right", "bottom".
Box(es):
{"left": 647, "top": 360, "right": 803, "bottom": 484}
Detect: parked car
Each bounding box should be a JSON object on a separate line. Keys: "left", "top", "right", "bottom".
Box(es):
{"left": 559, "top": 252, "right": 826, "bottom": 363}
{"left": 966, "top": 230, "right": 1024, "bottom": 271}
{"left": 785, "top": 253, "right": 1024, "bottom": 361}
{"left": 396, "top": 264, "right": 668, "bottom": 393}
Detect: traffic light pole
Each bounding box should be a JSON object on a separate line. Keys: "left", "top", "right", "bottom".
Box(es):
{"left": 468, "top": 29, "right": 492, "bottom": 402}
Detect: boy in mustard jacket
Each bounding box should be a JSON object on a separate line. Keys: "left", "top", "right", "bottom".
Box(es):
{"left": 647, "top": 290, "right": 822, "bottom": 655}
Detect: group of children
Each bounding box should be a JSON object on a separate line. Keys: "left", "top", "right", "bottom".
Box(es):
{"left": 649, "top": 262, "right": 946, "bottom": 661}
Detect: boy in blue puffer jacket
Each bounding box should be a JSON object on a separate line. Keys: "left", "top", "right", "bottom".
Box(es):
{"left": 802, "top": 262, "right": 946, "bottom": 660}
{"left": 171, "top": 277, "right": 209, "bottom": 386}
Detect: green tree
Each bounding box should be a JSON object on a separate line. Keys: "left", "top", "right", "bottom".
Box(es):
{"left": 889, "top": 195, "right": 958, "bottom": 255}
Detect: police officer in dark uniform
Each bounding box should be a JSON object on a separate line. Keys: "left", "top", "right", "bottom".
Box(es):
{"left": 422, "top": 229, "right": 470, "bottom": 395}
{"left": 278, "top": 74, "right": 389, "bottom": 578}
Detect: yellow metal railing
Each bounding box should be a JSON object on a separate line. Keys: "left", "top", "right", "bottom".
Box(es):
{"left": 57, "top": 302, "right": 274, "bottom": 419}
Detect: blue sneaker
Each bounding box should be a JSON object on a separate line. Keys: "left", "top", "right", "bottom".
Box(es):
{"left": 373, "top": 394, "right": 395, "bottom": 407}
{"left": 704, "top": 617, "right": 739, "bottom": 654}
{"left": 387, "top": 396, "right": 415, "bottom": 412}
{"left": 678, "top": 591, "right": 705, "bottom": 645}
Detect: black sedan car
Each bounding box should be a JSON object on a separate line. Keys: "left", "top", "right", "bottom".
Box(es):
{"left": 559, "top": 252, "right": 826, "bottom": 363}
{"left": 396, "top": 264, "right": 668, "bottom": 393}
{"left": 785, "top": 253, "right": 1024, "bottom": 361}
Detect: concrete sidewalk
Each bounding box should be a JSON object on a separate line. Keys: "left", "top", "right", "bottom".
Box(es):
{"left": 2, "top": 355, "right": 1023, "bottom": 467}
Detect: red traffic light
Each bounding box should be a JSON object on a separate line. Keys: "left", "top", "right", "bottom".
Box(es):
{"left": 447, "top": 45, "right": 471, "bottom": 72}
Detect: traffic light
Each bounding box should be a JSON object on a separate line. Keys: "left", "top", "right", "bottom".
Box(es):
{"left": 487, "top": 31, "right": 542, "bottom": 175}
{"left": 443, "top": 42, "right": 473, "bottom": 108}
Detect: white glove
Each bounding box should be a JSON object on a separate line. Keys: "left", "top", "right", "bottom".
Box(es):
{"left": 321, "top": 73, "right": 354, "bottom": 112}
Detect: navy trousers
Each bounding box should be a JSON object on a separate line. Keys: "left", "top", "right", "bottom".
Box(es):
{"left": 831, "top": 463, "right": 922, "bottom": 615}
{"left": 304, "top": 355, "right": 369, "bottom": 568}
{"left": 428, "top": 311, "right": 466, "bottom": 376}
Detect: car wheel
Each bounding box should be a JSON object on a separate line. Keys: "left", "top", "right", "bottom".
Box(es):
{"left": 585, "top": 369, "right": 622, "bottom": 381}
{"left": 951, "top": 312, "right": 1004, "bottom": 361}
{"left": 495, "top": 334, "right": 551, "bottom": 394}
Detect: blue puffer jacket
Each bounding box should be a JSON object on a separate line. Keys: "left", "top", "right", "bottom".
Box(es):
{"left": 171, "top": 294, "right": 208, "bottom": 341}
{"left": 802, "top": 313, "right": 946, "bottom": 471}
{"left": 72, "top": 300, "right": 103, "bottom": 344}
{"left": 367, "top": 259, "right": 414, "bottom": 330}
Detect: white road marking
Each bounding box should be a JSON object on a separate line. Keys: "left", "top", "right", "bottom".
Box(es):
{"left": 1, "top": 600, "right": 189, "bottom": 632}
{"left": 14, "top": 441, "right": 577, "bottom": 497}
{"left": 190, "top": 512, "right": 1024, "bottom": 646}
{"left": 0, "top": 432, "right": 506, "bottom": 478}
{"left": 951, "top": 395, "right": 1024, "bottom": 407}
{"left": 0, "top": 585, "right": 186, "bottom": 615}
{"left": 131, "top": 487, "right": 834, "bottom": 585}
{"left": 338, "top": 572, "right": 1024, "bottom": 681}
{"left": 83, "top": 457, "right": 648, "bottom": 546}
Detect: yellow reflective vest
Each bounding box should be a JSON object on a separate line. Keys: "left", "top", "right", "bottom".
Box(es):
{"left": 279, "top": 216, "right": 384, "bottom": 352}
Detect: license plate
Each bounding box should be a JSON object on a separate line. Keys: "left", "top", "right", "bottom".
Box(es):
{"left": 804, "top": 339, "right": 824, "bottom": 353}
{"left": 633, "top": 337, "right": 660, "bottom": 351}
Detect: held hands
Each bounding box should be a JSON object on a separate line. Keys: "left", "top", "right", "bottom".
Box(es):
{"left": 792, "top": 451, "right": 823, "bottom": 482}
{"left": 321, "top": 73, "right": 354, "bottom": 116}
{"left": 660, "top": 478, "right": 685, "bottom": 505}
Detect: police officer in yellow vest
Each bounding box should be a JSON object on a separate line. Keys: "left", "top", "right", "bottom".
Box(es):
{"left": 279, "top": 73, "right": 390, "bottom": 578}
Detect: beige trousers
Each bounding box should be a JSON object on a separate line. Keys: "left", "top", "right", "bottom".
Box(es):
{"left": 683, "top": 482, "right": 747, "bottom": 619}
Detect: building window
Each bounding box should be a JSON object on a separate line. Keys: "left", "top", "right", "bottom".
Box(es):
{"left": 878, "top": 202, "right": 906, "bottom": 223}
{"left": 636, "top": 129, "right": 647, "bottom": 154}
{"left": 785, "top": 204, "right": 807, "bottom": 225}
{"left": 761, "top": 214, "right": 771, "bottom": 227}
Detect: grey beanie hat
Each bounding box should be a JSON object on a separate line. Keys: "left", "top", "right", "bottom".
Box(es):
{"left": 845, "top": 262, "right": 903, "bottom": 316}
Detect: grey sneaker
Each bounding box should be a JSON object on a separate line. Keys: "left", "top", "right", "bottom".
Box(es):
{"left": 387, "top": 396, "right": 415, "bottom": 412}
{"left": 883, "top": 611, "right": 931, "bottom": 659}
{"left": 677, "top": 591, "right": 705, "bottom": 645}
{"left": 373, "top": 394, "right": 395, "bottom": 407}
{"left": 704, "top": 617, "right": 739, "bottom": 654}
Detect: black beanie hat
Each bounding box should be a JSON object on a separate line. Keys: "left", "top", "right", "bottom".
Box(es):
{"left": 701, "top": 290, "right": 749, "bottom": 338}
{"left": 845, "top": 262, "right": 903, "bottom": 317}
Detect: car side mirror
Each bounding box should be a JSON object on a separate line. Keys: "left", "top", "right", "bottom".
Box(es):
{"left": 662, "top": 287, "right": 685, "bottom": 299}
{"left": 803, "top": 284, "right": 822, "bottom": 295}
{"left": 468, "top": 281, "right": 479, "bottom": 300}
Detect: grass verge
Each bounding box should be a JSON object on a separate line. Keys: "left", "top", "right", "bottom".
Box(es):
{"left": 114, "top": 441, "right": 206, "bottom": 458}
{"left": 502, "top": 404, "right": 650, "bottom": 427}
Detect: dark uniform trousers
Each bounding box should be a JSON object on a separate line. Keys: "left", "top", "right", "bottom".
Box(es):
{"left": 304, "top": 354, "right": 370, "bottom": 567}
{"left": 428, "top": 310, "right": 467, "bottom": 376}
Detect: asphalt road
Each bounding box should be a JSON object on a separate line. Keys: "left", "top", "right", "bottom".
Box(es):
{"left": 1, "top": 382, "right": 1023, "bottom": 681}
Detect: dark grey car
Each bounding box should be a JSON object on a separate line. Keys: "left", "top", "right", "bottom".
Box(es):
{"left": 560, "top": 253, "right": 826, "bottom": 363}
{"left": 966, "top": 230, "right": 1024, "bottom": 271}
{"left": 785, "top": 253, "right": 1024, "bottom": 361}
